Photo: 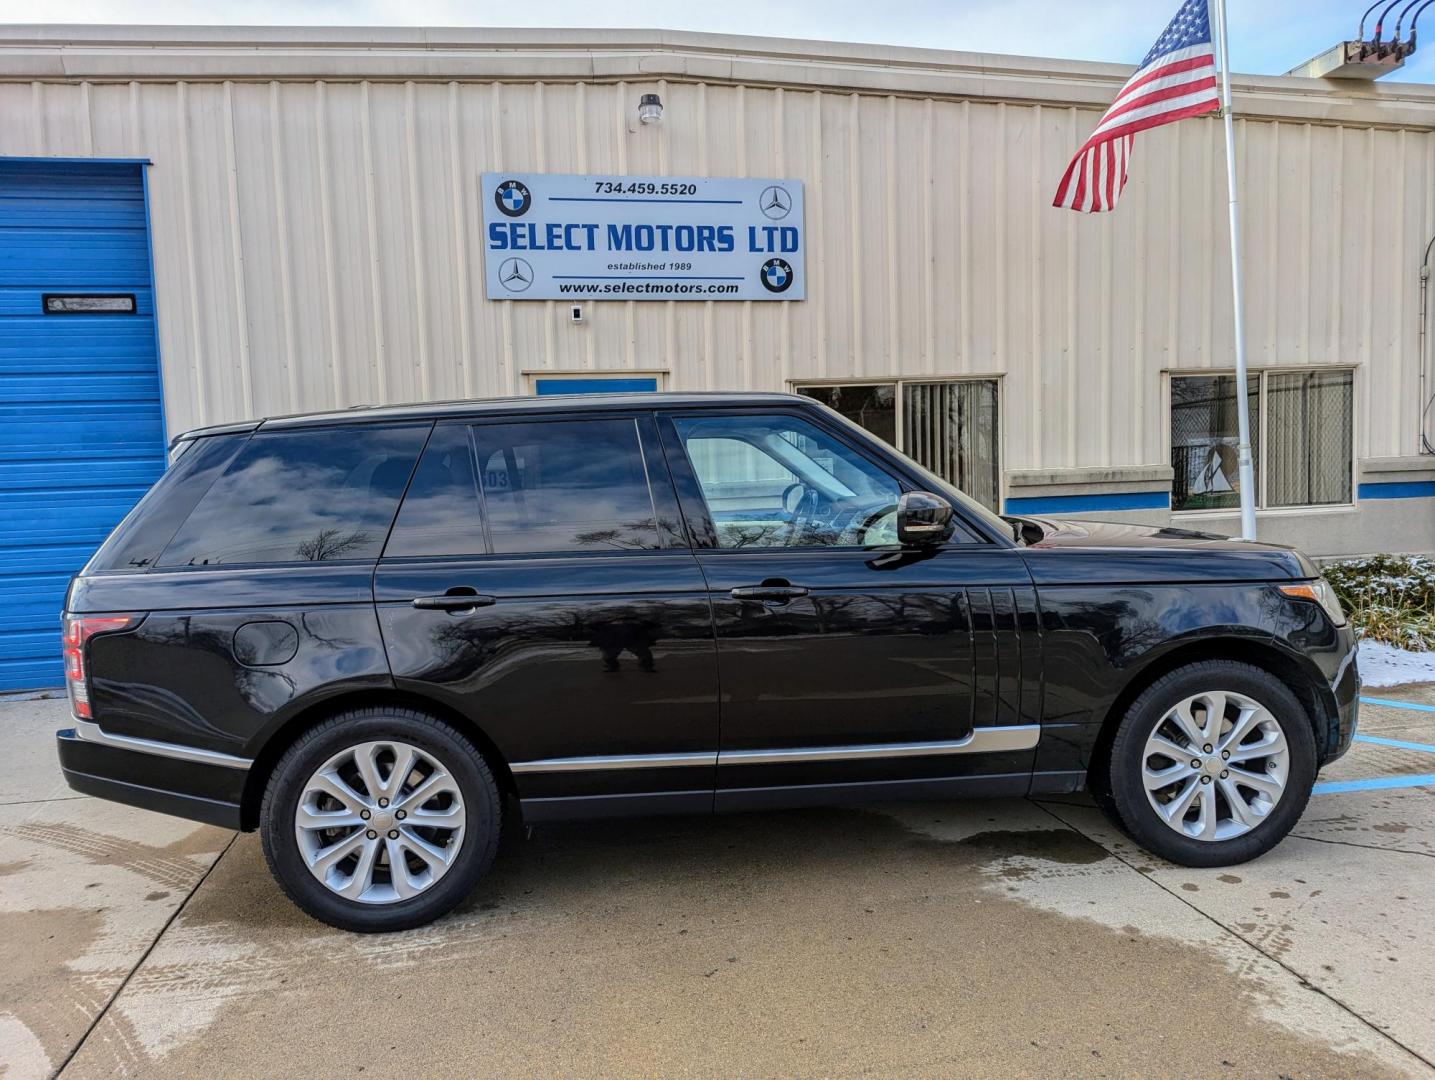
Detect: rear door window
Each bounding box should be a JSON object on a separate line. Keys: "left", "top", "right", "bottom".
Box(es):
{"left": 471, "top": 418, "right": 659, "bottom": 554}
{"left": 157, "top": 424, "right": 428, "bottom": 567}
{"left": 384, "top": 424, "right": 484, "bottom": 558}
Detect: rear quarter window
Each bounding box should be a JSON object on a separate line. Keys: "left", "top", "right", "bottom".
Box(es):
{"left": 157, "top": 423, "right": 429, "bottom": 567}
{"left": 86, "top": 433, "right": 248, "bottom": 572}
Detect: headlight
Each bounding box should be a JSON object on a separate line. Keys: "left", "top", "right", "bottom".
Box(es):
{"left": 1279, "top": 579, "right": 1347, "bottom": 627}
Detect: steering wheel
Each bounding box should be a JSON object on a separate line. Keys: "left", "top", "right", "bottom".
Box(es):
{"left": 774, "top": 482, "right": 817, "bottom": 546}
{"left": 838, "top": 503, "right": 900, "bottom": 547}
{"left": 781, "top": 481, "right": 807, "bottom": 514}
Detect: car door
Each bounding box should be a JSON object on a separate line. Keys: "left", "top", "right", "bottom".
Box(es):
{"left": 658, "top": 407, "right": 1040, "bottom": 810}
{"left": 373, "top": 412, "right": 719, "bottom": 821}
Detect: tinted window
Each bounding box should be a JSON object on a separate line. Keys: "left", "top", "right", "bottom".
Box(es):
{"left": 158, "top": 424, "right": 428, "bottom": 566}
{"left": 87, "top": 433, "right": 247, "bottom": 571}
{"left": 673, "top": 414, "right": 902, "bottom": 549}
{"left": 472, "top": 418, "right": 658, "bottom": 554}
{"left": 384, "top": 425, "right": 484, "bottom": 558}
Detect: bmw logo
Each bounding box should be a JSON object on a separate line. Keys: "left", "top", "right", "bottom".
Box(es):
{"left": 760, "top": 257, "right": 794, "bottom": 294}
{"left": 495, "top": 179, "right": 531, "bottom": 218}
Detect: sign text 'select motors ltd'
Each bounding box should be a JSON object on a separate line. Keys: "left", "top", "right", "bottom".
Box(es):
{"left": 481, "top": 173, "right": 806, "bottom": 301}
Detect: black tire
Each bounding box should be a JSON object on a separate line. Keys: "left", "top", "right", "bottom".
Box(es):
{"left": 260, "top": 707, "right": 501, "bottom": 932}
{"left": 1107, "top": 661, "right": 1316, "bottom": 868}
{"left": 1084, "top": 747, "right": 1133, "bottom": 840}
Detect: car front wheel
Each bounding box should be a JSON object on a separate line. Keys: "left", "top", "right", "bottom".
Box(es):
{"left": 260, "top": 707, "right": 501, "bottom": 932}
{"left": 1107, "top": 661, "right": 1317, "bottom": 867}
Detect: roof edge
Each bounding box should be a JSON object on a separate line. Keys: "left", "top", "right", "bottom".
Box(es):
{"left": 174, "top": 390, "right": 810, "bottom": 441}
{"left": 4, "top": 24, "right": 1435, "bottom": 126}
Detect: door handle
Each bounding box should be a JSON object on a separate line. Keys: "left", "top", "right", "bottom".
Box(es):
{"left": 730, "top": 584, "right": 810, "bottom": 602}
{"left": 412, "top": 590, "right": 496, "bottom": 612}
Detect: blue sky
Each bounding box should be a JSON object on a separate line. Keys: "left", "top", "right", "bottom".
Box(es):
{"left": 22, "top": 0, "right": 1435, "bottom": 84}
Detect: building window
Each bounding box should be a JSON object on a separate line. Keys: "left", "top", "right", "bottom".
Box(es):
{"left": 1170, "top": 369, "right": 1353, "bottom": 513}
{"left": 1265, "top": 371, "right": 1355, "bottom": 508}
{"left": 795, "top": 379, "right": 1000, "bottom": 511}
{"left": 1170, "top": 374, "right": 1260, "bottom": 512}
{"left": 528, "top": 372, "right": 664, "bottom": 395}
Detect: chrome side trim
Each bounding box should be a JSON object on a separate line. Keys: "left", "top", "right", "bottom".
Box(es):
{"left": 509, "top": 751, "right": 718, "bottom": 775}
{"left": 508, "top": 726, "right": 1040, "bottom": 775}
{"left": 717, "top": 725, "right": 1041, "bottom": 766}
{"left": 73, "top": 720, "right": 253, "bottom": 770}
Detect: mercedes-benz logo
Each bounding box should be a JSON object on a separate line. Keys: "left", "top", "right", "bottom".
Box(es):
{"left": 497, "top": 257, "right": 534, "bottom": 292}
{"left": 758, "top": 185, "right": 792, "bottom": 220}
{"left": 494, "top": 179, "right": 532, "bottom": 218}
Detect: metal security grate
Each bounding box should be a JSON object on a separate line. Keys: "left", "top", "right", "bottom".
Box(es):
{"left": 1266, "top": 370, "right": 1353, "bottom": 507}
{"left": 903, "top": 380, "right": 1000, "bottom": 512}
{"left": 1170, "top": 374, "right": 1259, "bottom": 512}
{"left": 797, "top": 379, "right": 1001, "bottom": 511}
{"left": 1171, "top": 369, "right": 1354, "bottom": 513}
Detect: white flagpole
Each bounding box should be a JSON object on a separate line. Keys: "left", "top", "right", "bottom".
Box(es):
{"left": 1210, "top": 0, "right": 1258, "bottom": 540}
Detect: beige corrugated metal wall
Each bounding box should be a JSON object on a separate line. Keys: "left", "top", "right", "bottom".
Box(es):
{"left": 2, "top": 28, "right": 1432, "bottom": 477}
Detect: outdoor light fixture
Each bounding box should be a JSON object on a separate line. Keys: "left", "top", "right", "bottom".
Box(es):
{"left": 638, "top": 93, "right": 663, "bottom": 125}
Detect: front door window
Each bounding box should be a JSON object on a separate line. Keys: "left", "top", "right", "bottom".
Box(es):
{"left": 671, "top": 414, "right": 902, "bottom": 549}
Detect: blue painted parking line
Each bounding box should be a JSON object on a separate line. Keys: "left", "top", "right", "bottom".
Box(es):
{"left": 1360, "top": 696, "right": 1435, "bottom": 714}
{"left": 1313, "top": 774, "right": 1435, "bottom": 796}
{"left": 1354, "top": 734, "right": 1435, "bottom": 755}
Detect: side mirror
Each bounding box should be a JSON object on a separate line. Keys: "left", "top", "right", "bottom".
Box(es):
{"left": 896, "top": 491, "right": 954, "bottom": 546}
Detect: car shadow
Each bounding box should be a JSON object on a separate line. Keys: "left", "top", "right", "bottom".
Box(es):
{"left": 451, "top": 797, "right": 1110, "bottom": 919}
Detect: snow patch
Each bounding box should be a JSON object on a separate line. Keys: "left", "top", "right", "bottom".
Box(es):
{"left": 1358, "top": 640, "right": 1435, "bottom": 687}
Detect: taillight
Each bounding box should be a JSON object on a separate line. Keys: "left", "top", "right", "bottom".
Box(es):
{"left": 62, "top": 614, "right": 135, "bottom": 720}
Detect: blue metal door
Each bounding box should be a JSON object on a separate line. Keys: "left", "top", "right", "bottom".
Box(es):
{"left": 0, "top": 160, "right": 166, "bottom": 690}
{"left": 533, "top": 376, "right": 659, "bottom": 395}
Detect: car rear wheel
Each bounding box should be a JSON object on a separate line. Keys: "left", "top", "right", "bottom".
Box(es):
{"left": 1107, "top": 661, "right": 1317, "bottom": 867}
{"left": 260, "top": 707, "right": 501, "bottom": 932}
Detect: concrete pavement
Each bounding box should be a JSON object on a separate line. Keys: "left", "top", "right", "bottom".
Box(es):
{"left": 2, "top": 691, "right": 1433, "bottom": 1078}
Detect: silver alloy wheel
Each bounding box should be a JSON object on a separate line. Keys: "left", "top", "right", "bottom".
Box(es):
{"left": 295, "top": 740, "right": 466, "bottom": 904}
{"left": 1141, "top": 690, "right": 1290, "bottom": 842}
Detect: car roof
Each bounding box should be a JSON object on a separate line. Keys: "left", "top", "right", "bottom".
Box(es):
{"left": 172, "top": 390, "right": 812, "bottom": 445}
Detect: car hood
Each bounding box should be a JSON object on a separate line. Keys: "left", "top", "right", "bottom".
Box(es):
{"left": 1007, "top": 516, "right": 1320, "bottom": 586}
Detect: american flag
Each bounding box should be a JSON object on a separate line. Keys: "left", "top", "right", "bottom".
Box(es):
{"left": 1053, "top": 0, "right": 1220, "bottom": 213}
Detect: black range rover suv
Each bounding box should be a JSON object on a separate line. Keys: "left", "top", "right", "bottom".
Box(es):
{"left": 57, "top": 392, "right": 1358, "bottom": 932}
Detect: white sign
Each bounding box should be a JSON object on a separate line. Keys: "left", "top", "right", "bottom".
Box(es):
{"left": 481, "top": 173, "right": 804, "bottom": 301}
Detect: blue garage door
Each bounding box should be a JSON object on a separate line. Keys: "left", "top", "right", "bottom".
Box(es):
{"left": 0, "top": 160, "right": 166, "bottom": 691}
